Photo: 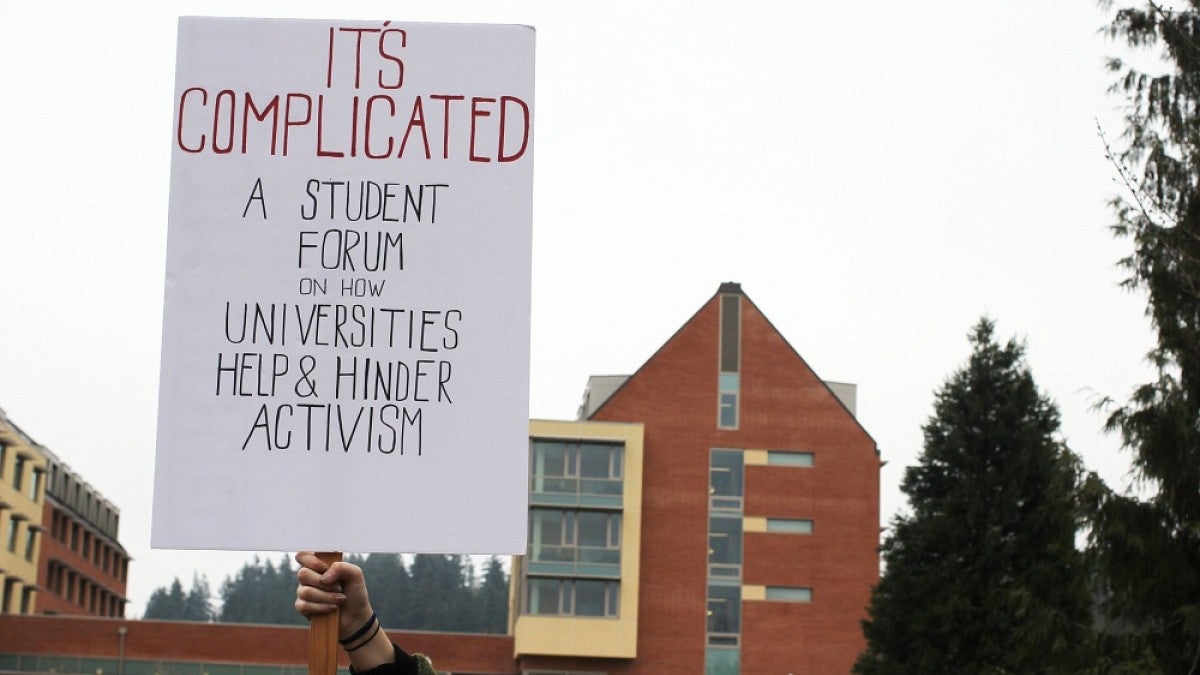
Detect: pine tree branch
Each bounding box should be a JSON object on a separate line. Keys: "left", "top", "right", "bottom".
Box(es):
{"left": 1098, "top": 120, "right": 1200, "bottom": 302}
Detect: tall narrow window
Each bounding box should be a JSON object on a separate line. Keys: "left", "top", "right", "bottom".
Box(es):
{"left": 20, "top": 587, "right": 33, "bottom": 615}
{"left": 1, "top": 579, "right": 16, "bottom": 614}
{"left": 707, "top": 584, "right": 742, "bottom": 635}
{"left": 709, "top": 450, "right": 744, "bottom": 510}
{"left": 718, "top": 292, "right": 740, "bottom": 429}
{"left": 708, "top": 514, "right": 743, "bottom": 578}
{"left": 23, "top": 528, "right": 36, "bottom": 562}
{"left": 5, "top": 517, "right": 18, "bottom": 553}
{"left": 29, "top": 468, "right": 42, "bottom": 501}
{"left": 12, "top": 455, "right": 25, "bottom": 491}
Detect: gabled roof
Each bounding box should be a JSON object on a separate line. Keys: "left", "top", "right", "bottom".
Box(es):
{"left": 587, "top": 282, "right": 876, "bottom": 445}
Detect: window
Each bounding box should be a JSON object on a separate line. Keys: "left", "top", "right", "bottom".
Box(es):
{"left": 0, "top": 442, "right": 6, "bottom": 478}
{"left": 709, "top": 450, "right": 744, "bottom": 510}
{"left": 12, "top": 455, "right": 24, "bottom": 491}
{"left": 526, "top": 577, "right": 619, "bottom": 617}
{"left": 767, "top": 450, "right": 814, "bottom": 467}
{"left": 718, "top": 373, "right": 740, "bottom": 430}
{"left": 718, "top": 391, "right": 738, "bottom": 429}
{"left": 766, "top": 518, "right": 813, "bottom": 534}
{"left": 530, "top": 441, "right": 623, "bottom": 498}
{"left": 706, "top": 584, "right": 741, "bottom": 636}
{"left": 28, "top": 468, "right": 41, "bottom": 501}
{"left": 717, "top": 292, "right": 740, "bottom": 429}
{"left": 705, "top": 646, "right": 740, "bottom": 675}
{"left": 6, "top": 517, "right": 19, "bottom": 553}
{"left": 707, "top": 448, "right": 744, "bottom": 658}
{"left": 766, "top": 586, "right": 813, "bottom": 602}
{"left": 23, "top": 528, "right": 36, "bottom": 561}
{"left": 529, "top": 509, "right": 621, "bottom": 566}
{"left": 708, "top": 514, "right": 742, "bottom": 578}
{"left": 1, "top": 579, "right": 15, "bottom": 614}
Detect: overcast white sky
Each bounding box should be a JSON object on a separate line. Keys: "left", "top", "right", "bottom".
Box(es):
{"left": 0, "top": 1, "right": 1160, "bottom": 616}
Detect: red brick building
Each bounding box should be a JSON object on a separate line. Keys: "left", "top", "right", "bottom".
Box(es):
{"left": 35, "top": 449, "right": 130, "bottom": 617}
{"left": 0, "top": 283, "right": 879, "bottom": 674}
{"left": 516, "top": 282, "right": 880, "bottom": 673}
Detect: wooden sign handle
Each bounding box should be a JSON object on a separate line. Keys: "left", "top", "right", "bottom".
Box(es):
{"left": 308, "top": 551, "right": 343, "bottom": 675}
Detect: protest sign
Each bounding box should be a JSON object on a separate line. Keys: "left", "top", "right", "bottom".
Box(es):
{"left": 152, "top": 17, "right": 534, "bottom": 554}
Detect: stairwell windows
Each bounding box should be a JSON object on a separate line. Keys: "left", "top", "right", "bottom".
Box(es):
{"left": 709, "top": 513, "right": 743, "bottom": 578}
{"left": 707, "top": 584, "right": 742, "bottom": 636}
{"left": 709, "top": 450, "right": 744, "bottom": 511}
{"left": 707, "top": 448, "right": 744, "bottom": 653}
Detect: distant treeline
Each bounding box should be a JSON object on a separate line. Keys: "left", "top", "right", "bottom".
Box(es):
{"left": 143, "top": 553, "right": 509, "bottom": 634}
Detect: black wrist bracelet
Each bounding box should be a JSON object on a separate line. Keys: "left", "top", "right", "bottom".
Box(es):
{"left": 339, "top": 611, "right": 378, "bottom": 645}
{"left": 344, "top": 623, "right": 382, "bottom": 652}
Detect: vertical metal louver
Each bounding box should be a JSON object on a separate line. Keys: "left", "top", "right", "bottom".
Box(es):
{"left": 720, "top": 294, "right": 740, "bottom": 373}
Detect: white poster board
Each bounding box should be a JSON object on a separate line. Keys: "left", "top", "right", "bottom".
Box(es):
{"left": 152, "top": 17, "right": 534, "bottom": 554}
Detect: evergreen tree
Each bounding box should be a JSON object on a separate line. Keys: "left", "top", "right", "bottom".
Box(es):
{"left": 476, "top": 556, "right": 510, "bottom": 634}
{"left": 855, "top": 320, "right": 1095, "bottom": 674}
{"left": 219, "top": 555, "right": 304, "bottom": 625}
{"left": 144, "top": 577, "right": 188, "bottom": 620}
{"left": 154, "top": 552, "right": 509, "bottom": 630}
{"left": 407, "top": 554, "right": 473, "bottom": 631}
{"left": 357, "top": 553, "right": 411, "bottom": 629}
{"left": 182, "top": 573, "right": 214, "bottom": 622}
{"left": 1092, "top": 3, "right": 1200, "bottom": 669}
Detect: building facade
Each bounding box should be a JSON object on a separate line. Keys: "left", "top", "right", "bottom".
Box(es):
{"left": 36, "top": 449, "right": 130, "bottom": 617}
{"left": 0, "top": 283, "right": 879, "bottom": 673}
{"left": 0, "top": 408, "right": 48, "bottom": 615}
{"left": 0, "top": 408, "right": 130, "bottom": 619}
{"left": 512, "top": 282, "right": 880, "bottom": 674}
{"left": 512, "top": 419, "right": 644, "bottom": 661}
